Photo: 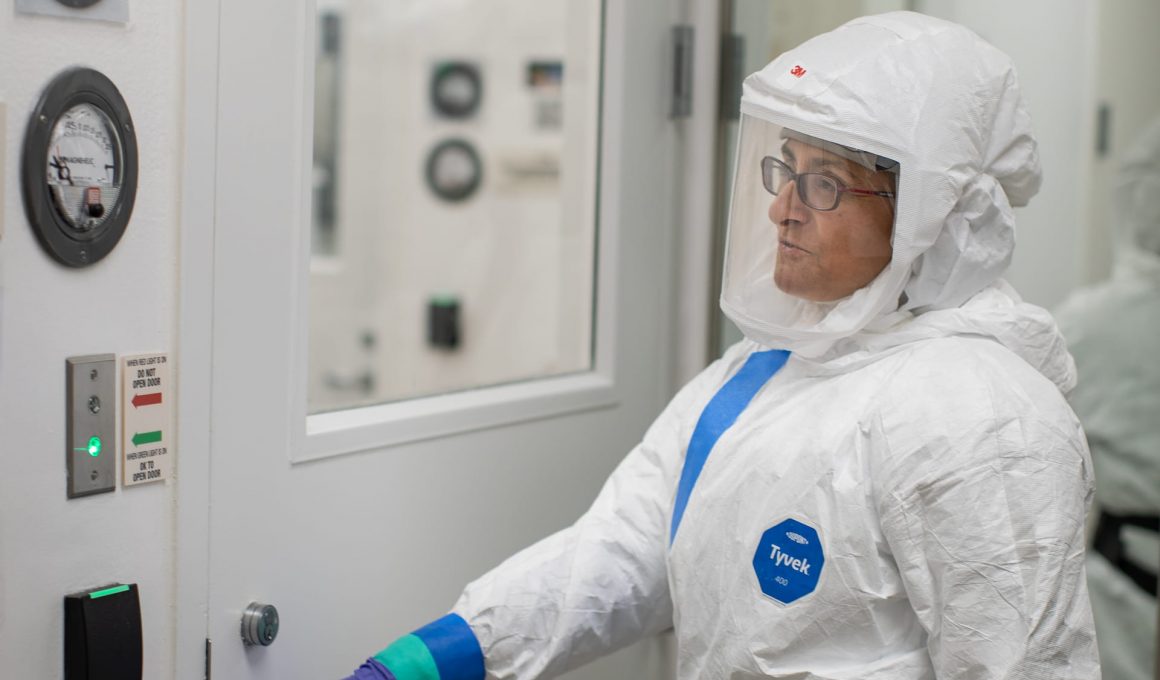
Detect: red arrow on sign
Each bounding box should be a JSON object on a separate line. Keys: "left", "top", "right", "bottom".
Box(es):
{"left": 132, "top": 392, "right": 163, "bottom": 408}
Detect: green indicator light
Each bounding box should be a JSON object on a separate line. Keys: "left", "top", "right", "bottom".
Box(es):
{"left": 89, "top": 584, "right": 130, "bottom": 600}
{"left": 88, "top": 436, "right": 102, "bottom": 457}
{"left": 429, "top": 293, "right": 459, "bottom": 308}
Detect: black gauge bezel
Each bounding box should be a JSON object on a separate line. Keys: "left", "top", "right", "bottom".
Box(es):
{"left": 430, "top": 62, "right": 482, "bottom": 119}
{"left": 22, "top": 67, "right": 138, "bottom": 268}
{"left": 425, "top": 139, "right": 483, "bottom": 203}
{"left": 55, "top": 0, "right": 104, "bottom": 7}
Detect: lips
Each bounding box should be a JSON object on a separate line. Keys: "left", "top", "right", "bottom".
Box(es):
{"left": 778, "top": 238, "right": 811, "bottom": 254}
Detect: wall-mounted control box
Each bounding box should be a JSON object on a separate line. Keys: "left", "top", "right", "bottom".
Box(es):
{"left": 67, "top": 355, "right": 116, "bottom": 498}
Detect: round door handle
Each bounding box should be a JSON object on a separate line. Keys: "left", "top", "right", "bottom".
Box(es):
{"left": 241, "top": 602, "right": 280, "bottom": 646}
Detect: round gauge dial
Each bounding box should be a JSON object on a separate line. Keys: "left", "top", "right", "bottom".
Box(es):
{"left": 22, "top": 67, "right": 138, "bottom": 268}
{"left": 46, "top": 103, "right": 124, "bottom": 233}
{"left": 425, "top": 139, "right": 482, "bottom": 203}
{"left": 431, "top": 62, "right": 482, "bottom": 119}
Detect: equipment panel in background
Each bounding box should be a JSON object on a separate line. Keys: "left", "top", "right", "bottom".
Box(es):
{"left": 15, "top": 0, "right": 129, "bottom": 22}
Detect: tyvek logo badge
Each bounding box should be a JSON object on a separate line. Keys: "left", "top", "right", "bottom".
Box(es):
{"left": 790, "top": 65, "right": 807, "bottom": 78}
{"left": 752, "top": 518, "right": 825, "bottom": 605}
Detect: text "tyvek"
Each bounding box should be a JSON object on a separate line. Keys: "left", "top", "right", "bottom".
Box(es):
{"left": 769, "top": 544, "right": 811, "bottom": 575}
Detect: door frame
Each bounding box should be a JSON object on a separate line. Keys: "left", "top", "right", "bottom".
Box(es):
{"left": 175, "top": 0, "right": 220, "bottom": 676}
{"left": 673, "top": 0, "right": 723, "bottom": 384}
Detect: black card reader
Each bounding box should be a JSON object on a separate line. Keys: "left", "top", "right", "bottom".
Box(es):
{"left": 65, "top": 583, "right": 143, "bottom": 680}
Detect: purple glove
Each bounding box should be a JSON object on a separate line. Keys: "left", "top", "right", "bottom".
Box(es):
{"left": 341, "top": 658, "right": 396, "bottom": 680}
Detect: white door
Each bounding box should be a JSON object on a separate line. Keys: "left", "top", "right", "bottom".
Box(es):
{"left": 184, "top": 0, "right": 688, "bottom": 678}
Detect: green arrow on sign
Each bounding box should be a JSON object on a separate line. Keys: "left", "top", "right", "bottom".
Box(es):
{"left": 132, "top": 430, "right": 162, "bottom": 447}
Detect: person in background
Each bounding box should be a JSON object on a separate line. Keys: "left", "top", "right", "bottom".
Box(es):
{"left": 344, "top": 12, "right": 1100, "bottom": 679}
{"left": 1055, "top": 118, "right": 1160, "bottom": 680}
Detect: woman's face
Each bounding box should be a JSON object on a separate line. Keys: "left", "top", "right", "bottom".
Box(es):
{"left": 768, "top": 139, "right": 896, "bottom": 302}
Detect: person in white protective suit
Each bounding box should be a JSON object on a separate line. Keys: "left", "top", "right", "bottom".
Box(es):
{"left": 344, "top": 12, "right": 1101, "bottom": 680}
{"left": 1054, "top": 118, "right": 1160, "bottom": 680}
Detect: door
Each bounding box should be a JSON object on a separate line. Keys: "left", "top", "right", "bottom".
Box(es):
{"left": 190, "top": 0, "right": 686, "bottom": 678}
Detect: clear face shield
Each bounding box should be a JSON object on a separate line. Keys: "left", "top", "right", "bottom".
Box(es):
{"left": 721, "top": 115, "right": 902, "bottom": 350}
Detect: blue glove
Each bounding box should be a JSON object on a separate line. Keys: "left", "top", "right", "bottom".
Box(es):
{"left": 341, "top": 658, "right": 396, "bottom": 680}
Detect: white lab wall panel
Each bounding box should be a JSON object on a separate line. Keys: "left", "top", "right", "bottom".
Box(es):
{"left": 0, "top": 1, "right": 182, "bottom": 678}
{"left": 917, "top": 0, "right": 1097, "bottom": 309}
{"left": 309, "top": 0, "right": 599, "bottom": 411}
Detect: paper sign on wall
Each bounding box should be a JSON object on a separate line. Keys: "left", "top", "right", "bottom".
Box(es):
{"left": 122, "top": 353, "right": 173, "bottom": 486}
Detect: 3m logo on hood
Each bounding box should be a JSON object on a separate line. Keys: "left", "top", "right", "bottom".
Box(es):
{"left": 789, "top": 65, "right": 806, "bottom": 78}
{"left": 752, "top": 518, "right": 825, "bottom": 605}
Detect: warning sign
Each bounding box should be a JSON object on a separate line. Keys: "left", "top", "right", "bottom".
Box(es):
{"left": 122, "top": 353, "right": 173, "bottom": 487}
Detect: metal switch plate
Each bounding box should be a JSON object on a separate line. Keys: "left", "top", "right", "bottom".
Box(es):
{"left": 67, "top": 354, "right": 116, "bottom": 498}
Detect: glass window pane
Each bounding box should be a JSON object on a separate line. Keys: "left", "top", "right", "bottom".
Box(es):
{"left": 308, "top": 0, "right": 602, "bottom": 413}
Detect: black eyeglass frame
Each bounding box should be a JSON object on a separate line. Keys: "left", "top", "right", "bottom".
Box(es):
{"left": 760, "top": 156, "right": 895, "bottom": 212}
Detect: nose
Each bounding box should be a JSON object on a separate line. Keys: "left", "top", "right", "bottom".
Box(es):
{"left": 768, "top": 179, "right": 809, "bottom": 225}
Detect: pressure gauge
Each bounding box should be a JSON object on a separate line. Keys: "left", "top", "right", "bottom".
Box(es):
{"left": 431, "top": 62, "right": 482, "bottom": 119}
{"left": 425, "top": 139, "right": 482, "bottom": 203}
{"left": 22, "top": 67, "right": 137, "bottom": 267}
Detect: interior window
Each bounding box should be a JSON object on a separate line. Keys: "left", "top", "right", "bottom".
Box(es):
{"left": 308, "top": 1, "right": 602, "bottom": 413}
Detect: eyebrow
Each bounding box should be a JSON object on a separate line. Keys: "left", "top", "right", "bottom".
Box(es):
{"left": 781, "top": 143, "right": 857, "bottom": 181}
{"left": 811, "top": 157, "right": 852, "bottom": 173}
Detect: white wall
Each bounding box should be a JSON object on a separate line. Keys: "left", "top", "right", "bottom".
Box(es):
{"left": 0, "top": 2, "right": 182, "bottom": 677}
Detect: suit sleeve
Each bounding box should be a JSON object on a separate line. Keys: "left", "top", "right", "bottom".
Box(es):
{"left": 871, "top": 355, "right": 1101, "bottom": 679}
{"left": 449, "top": 371, "right": 708, "bottom": 678}
{"left": 342, "top": 344, "right": 750, "bottom": 680}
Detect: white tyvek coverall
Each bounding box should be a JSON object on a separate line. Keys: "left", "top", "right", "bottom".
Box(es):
{"left": 453, "top": 12, "right": 1100, "bottom": 679}
{"left": 1055, "top": 119, "right": 1160, "bottom": 680}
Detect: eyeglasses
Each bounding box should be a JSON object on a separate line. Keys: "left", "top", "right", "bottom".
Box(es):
{"left": 760, "top": 156, "right": 895, "bottom": 211}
